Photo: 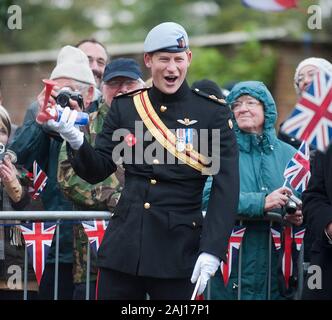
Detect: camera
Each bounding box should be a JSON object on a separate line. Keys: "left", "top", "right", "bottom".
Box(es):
{"left": 284, "top": 194, "right": 302, "bottom": 214}
{"left": 0, "top": 143, "right": 17, "bottom": 163}
{"left": 56, "top": 87, "right": 84, "bottom": 109}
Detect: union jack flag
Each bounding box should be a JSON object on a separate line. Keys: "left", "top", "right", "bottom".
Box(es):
{"left": 19, "top": 222, "right": 57, "bottom": 285}
{"left": 283, "top": 140, "right": 311, "bottom": 193}
{"left": 274, "top": 225, "right": 306, "bottom": 289}
{"left": 29, "top": 161, "right": 48, "bottom": 200}
{"left": 220, "top": 226, "right": 246, "bottom": 286}
{"left": 281, "top": 70, "right": 332, "bottom": 152}
{"left": 271, "top": 226, "right": 282, "bottom": 251}
{"left": 242, "top": 0, "right": 298, "bottom": 11}
{"left": 293, "top": 226, "right": 306, "bottom": 251}
{"left": 81, "top": 220, "right": 109, "bottom": 253}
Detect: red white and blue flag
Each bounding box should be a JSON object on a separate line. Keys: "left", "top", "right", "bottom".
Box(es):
{"left": 283, "top": 140, "right": 311, "bottom": 193}
{"left": 272, "top": 225, "right": 306, "bottom": 289}
{"left": 220, "top": 226, "right": 246, "bottom": 286}
{"left": 293, "top": 226, "right": 306, "bottom": 251}
{"left": 29, "top": 161, "right": 48, "bottom": 200}
{"left": 242, "top": 0, "right": 298, "bottom": 11}
{"left": 82, "top": 220, "right": 109, "bottom": 253}
{"left": 281, "top": 70, "right": 332, "bottom": 152}
{"left": 271, "top": 226, "right": 282, "bottom": 251}
{"left": 19, "top": 222, "right": 56, "bottom": 285}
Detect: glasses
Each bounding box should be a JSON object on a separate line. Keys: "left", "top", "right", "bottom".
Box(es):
{"left": 232, "top": 100, "right": 261, "bottom": 112}
{"left": 296, "top": 70, "right": 318, "bottom": 85}
{"left": 106, "top": 79, "right": 140, "bottom": 89}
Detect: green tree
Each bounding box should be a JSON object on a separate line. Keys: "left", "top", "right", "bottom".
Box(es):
{"left": 0, "top": 0, "right": 328, "bottom": 53}
{"left": 188, "top": 40, "right": 277, "bottom": 89}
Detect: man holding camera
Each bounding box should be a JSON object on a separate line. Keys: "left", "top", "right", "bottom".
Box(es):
{"left": 9, "top": 45, "right": 96, "bottom": 299}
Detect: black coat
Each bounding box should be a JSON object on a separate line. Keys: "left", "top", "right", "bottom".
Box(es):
{"left": 302, "top": 144, "right": 332, "bottom": 299}
{"left": 69, "top": 81, "right": 239, "bottom": 278}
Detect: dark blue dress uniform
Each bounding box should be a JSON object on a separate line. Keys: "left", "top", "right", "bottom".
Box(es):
{"left": 68, "top": 80, "right": 239, "bottom": 281}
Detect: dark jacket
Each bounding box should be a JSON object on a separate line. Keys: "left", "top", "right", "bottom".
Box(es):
{"left": 302, "top": 144, "right": 332, "bottom": 299}
{"left": 69, "top": 81, "right": 239, "bottom": 279}
{"left": 0, "top": 184, "right": 37, "bottom": 291}
{"left": 9, "top": 120, "right": 73, "bottom": 263}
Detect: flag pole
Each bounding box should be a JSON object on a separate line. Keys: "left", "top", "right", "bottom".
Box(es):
{"left": 191, "top": 275, "right": 201, "bottom": 300}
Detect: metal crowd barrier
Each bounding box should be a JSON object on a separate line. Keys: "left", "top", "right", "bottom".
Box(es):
{"left": 0, "top": 211, "right": 111, "bottom": 300}
{"left": 205, "top": 211, "right": 305, "bottom": 300}
{"left": 0, "top": 211, "right": 304, "bottom": 300}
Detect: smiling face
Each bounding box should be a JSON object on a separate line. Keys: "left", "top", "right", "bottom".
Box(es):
{"left": 144, "top": 51, "right": 192, "bottom": 94}
{"left": 78, "top": 42, "right": 108, "bottom": 88}
{"left": 232, "top": 95, "right": 265, "bottom": 134}
{"left": 296, "top": 65, "right": 319, "bottom": 94}
{"left": 102, "top": 76, "right": 145, "bottom": 106}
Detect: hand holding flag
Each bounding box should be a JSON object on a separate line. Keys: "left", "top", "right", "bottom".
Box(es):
{"left": 28, "top": 161, "right": 48, "bottom": 200}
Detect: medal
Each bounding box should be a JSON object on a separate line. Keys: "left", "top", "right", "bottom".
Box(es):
{"left": 176, "top": 128, "right": 194, "bottom": 152}
{"left": 176, "top": 128, "right": 186, "bottom": 152}
{"left": 185, "top": 128, "right": 193, "bottom": 152}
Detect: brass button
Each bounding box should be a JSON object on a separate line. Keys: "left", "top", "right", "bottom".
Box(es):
{"left": 153, "top": 159, "right": 159, "bottom": 165}
{"left": 192, "top": 221, "right": 197, "bottom": 227}
{"left": 144, "top": 202, "right": 151, "bottom": 209}
{"left": 150, "top": 179, "right": 157, "bottom": 185}
{"left": 160, "top": 105, "right": 167, "bottom": 112}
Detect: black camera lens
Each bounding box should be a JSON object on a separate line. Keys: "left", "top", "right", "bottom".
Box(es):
{"left": 56, "top": 91, "right": 71, "bottom": 108}
{"left": 285, "top": 199, "right": 297, "bottom": 214}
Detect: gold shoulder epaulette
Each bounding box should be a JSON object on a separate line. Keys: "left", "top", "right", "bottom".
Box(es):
{"left": 192, "top": 88, "right": 227, "bottom": 106}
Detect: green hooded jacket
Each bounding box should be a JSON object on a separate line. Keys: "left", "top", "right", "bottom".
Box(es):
{"left": 202, "top": 81, "right": 297, "bottom": 300}
{"left": 9, "top": 120, "right": 73, "bottom": 263}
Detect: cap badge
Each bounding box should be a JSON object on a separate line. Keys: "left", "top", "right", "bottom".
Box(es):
{"left": 177, "top": 36, "right": 186, "bottom": 48}
{"left": 177, "top": 118, "right": 197, "bottom": 126}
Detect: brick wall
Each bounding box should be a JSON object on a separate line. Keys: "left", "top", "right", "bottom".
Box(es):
{"left": 0, "top": 41, "right": 331, "bottom": 127}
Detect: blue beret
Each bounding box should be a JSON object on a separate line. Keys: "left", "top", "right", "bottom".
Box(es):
{"left": 144, "top": 22, "right": 189, "bottom": 53}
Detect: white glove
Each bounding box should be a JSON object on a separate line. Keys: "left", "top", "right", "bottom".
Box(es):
{"left": 46, "top": 106, "right": 84, "bottom": 150}
{"left": 191, "top": 252, "right": 220, "bottom": 295}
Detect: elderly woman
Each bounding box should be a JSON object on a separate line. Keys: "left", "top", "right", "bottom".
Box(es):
{"left": 278, "top": 57, "right": 332, "bottom": 148}
{"left": 294, "top": 57, "right": 332, "bottom": 96}
{"left": 203, "top": 81, "right": 303, "bottom": 300}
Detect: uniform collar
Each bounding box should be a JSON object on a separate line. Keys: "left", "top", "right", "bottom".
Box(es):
{"left": 149, "top": 80, "right": 190, "bottom": 103}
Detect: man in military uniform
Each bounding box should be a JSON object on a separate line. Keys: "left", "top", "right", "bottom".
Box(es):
{"left": 47, "top": 22, "right": 239, "bottom": 299}
{"left": 57, "top": 58, "right": 144, "bottom": 300}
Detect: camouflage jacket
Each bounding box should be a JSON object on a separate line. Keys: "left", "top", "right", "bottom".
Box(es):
{"left": 58, "top": 103, "right": 124, "bottom": 283}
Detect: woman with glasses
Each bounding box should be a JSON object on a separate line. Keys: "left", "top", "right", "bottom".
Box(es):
{"left": 203, "top": 81, "right": 303, "bottom": 300}
{"left": 294, "top": 57, "right": 332, "bottom": 96}
{"left": 278, "top": 57, "right": 332, "bottom": 148}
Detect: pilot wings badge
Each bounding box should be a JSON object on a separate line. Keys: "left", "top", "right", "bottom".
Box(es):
{"left": 177, "top": 118, "right": 198, "bottom": 126}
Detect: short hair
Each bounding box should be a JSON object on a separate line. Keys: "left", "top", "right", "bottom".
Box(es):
{"left": 75, "top": 38, "right": 109, "bottom": 61}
